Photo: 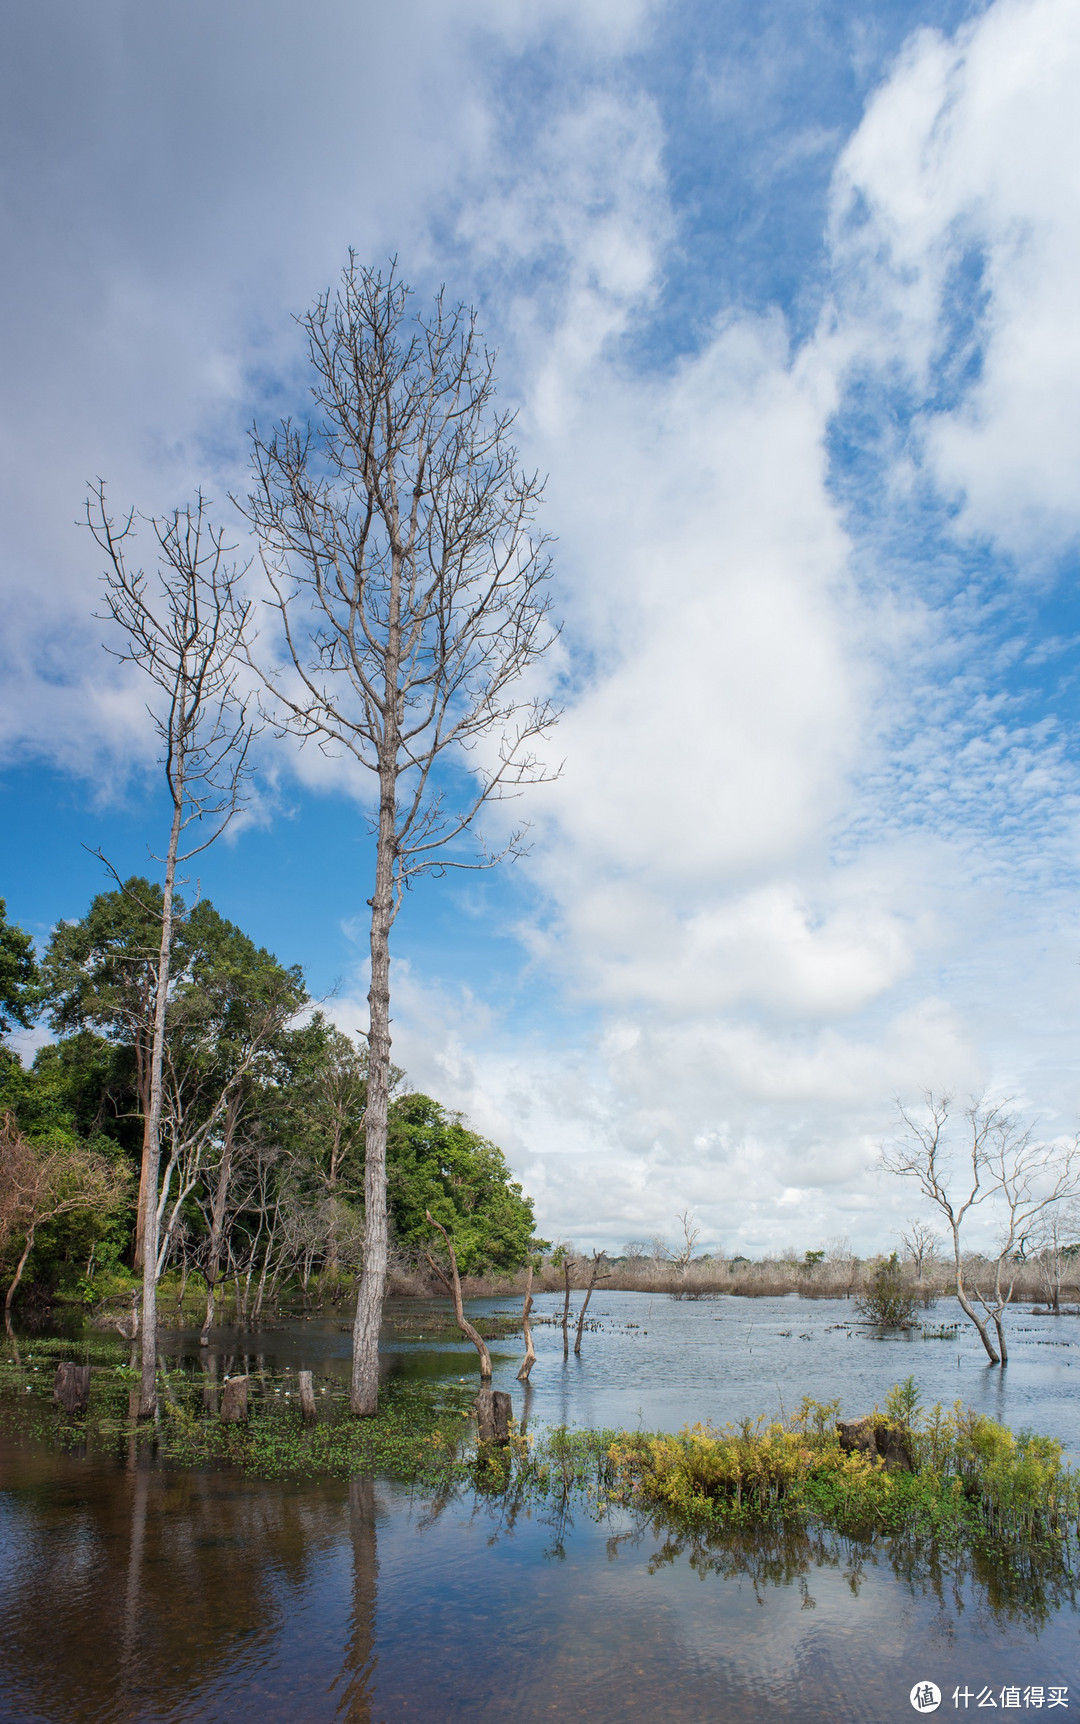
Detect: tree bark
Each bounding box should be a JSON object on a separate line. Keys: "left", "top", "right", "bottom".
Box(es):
{"left": 954, "top": 1250, "right": 1000, "bottom": 1365}
{"left": 350, "top": 763, "right": 397, "bottom": 1416}
{"left": 561, "top": 1257, "right": 572, "bottom": 1360}
{"left": 220, "top": 1375, "right": 249, "bottom": 1423}
{"left": 298, "top": 1368, "right": 318, "bottom": 1424}
{"left": 572, "top": 1261, "right": 607, "bottom": 1351}
{"left": 53, "top": 1361, "right": 92, "bottom": 1414}
{"left": 475, "top": 1386, "right": 511, "bottom": 1444}
{"left": 138, "top": 796, "right": 182, "bottom": 1416}
{"left": 4, "top": 1225, "right": 36, "bottom": 1316}
{"left": 424, "top": 1211, "right": 492, "bottom": 1380}
{"left": 199, "top": 1092, "right": 240, "bottom": 1344}
{"left": 517, "top": 1262, "right": 535, "bottom": 1383}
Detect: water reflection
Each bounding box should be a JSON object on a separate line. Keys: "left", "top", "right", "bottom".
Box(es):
{"left": 1, "top": 1426, "right": 1077, "bottom": 1724}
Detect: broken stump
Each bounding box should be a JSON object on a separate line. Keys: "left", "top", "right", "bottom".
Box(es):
{"left": 874, "top": 1421, "right": 914, "bottom": 1472}
{"left": 298, "top": 1369, "right": 317, "bottom": 1425}
{"left": 837, "top": 1417, "right": 878, "bottom": 1459}
{"left": 475, "top": 1387, "right": 512, "bottom": 1445}
{"left": 220, "top": 1375, "right": 249, "bottom": 1424}
{"left": 837, "top": 1416, "right": 913, "bottom": 1472}
{"left": 52, "top": 1361, "right": 91, "bottom": 1415}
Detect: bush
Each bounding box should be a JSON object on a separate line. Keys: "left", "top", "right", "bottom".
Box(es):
{"left": 854, "top": 1253, "right": 918, "bottom": 1327}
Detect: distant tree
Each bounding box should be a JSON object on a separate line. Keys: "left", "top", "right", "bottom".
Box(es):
{"left": 0, "top": 900, "right": 41, "bottom": 1039}
{"left": 673, "top": 1209, "right": 700, "bottom": 1274}
{"left": 245, "top": 259, "right": 558, "bottom": 1414}
{"left": 84, "top": 489, "right": 257, "bottom": 1414}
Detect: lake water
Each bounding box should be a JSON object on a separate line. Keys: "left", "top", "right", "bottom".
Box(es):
{"left": 2, "top": 1292, "right": 1078, "bottom": 1722}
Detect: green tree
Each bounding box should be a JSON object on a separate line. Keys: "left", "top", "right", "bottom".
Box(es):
{"left": 43, "top": 878, "right": 172, "bottom": 1265}
{"left": 387, "top": 1092, "right": 534, "bottom": 1274}
{"left": 0, "top": 900, "right": 41, "bottom": 1038}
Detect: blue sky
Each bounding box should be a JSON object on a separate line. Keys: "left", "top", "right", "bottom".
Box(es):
{"left": 2, "top": 0, "right": 1080, "bottom": 1255}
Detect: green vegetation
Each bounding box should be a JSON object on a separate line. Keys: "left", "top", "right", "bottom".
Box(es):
{"left": 592, "top": 1380, "right": 1078, "bottom": 1549}
{"left": 0, "top": 884, "right": 536, "bottom": 1312}
{"left": 854, "top": 1252, "right": 921, "bottom": 1327}
{"left": 0, "top": 1332, "right": 475, "bottom": 1484}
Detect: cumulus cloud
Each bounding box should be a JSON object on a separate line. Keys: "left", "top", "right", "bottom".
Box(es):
{"left": 827, "top": 0, "right": 1080, "bottom": 560}
{"left": 7, "top": 0, "right": 1080, "bottom": 1254}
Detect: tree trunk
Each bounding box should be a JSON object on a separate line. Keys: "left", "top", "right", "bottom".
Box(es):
{"left": 425, "top": 1212, "right": 492, "bottom": 1379}
{"left": 298, "top": 1368, "right": 317, "bottom": 1425}
{"left": 574, "top": 1271, "right": 598, "bottom": 1356}
{"left": 561, "top": 1258, "right": 572, "bottom": 1361}
{"left": 53, "top": 1361, "right": 92, "bottom": 1414}
{"left": 220, "top": 1375, "right": 249, "bottom": 1423}
{"left": 138, "top": 795, "right": 183, "bottom": 1417}
{"left": 350, "top": 761, "right": 397, "bottom": 1416}
{"left": 954, "top": 1255, "right": 1000, "bottom": 1364}
{"left": 517, "top": 1262, "right": 536, "bottom": 1383}
{"left": 4, "top": 1225, "right": 36, "bottom": 1316}
{"left": 199, "top": 1093, "right": 240, "bottom": 1344}
{"left": 475, "top": 1386, "right": 512, "bottom": 1445}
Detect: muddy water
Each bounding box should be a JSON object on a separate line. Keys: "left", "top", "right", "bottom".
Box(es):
{"left": 2, "top": 1293, "right": 1079, "bottom": 1723}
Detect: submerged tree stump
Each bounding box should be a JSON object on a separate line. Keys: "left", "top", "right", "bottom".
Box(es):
{"left": 873, "top": 1421, "right": 914, "bottom": 1472}
{"left": 220, "top": 1375, "right": 249, "bottom": 1424}
{"left": 52, "top": 1362, "right": 91, "bottom": 1415}
{"left": 298, "top": 1369, "right": 317, "bottom": 1425}
{"left": 837, "top": 1416, "right": 912, "bottom": 1472}
{"left": 475, "top": 1387, "right": 512, "bottom": 1445}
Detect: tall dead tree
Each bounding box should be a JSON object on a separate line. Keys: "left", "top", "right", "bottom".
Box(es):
{"left": 86, "top": 488, "right": 257, "bottom": 1415}
{"left": 883, "top": 1092, "right": 1080, "bottom": 1365}
{"left": 245, "top": 258, "right": 557, "bottom": 1415}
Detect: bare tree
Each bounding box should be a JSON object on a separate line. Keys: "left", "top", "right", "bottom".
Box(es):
{"left": 1, "top": 1113, "right": 128, "bottom": 1320}
{"left": 86, "top": 488, "right": 257, "bottom": 1414}
{"left": 423, "top": 1211, "right": 492, "bottom": 1381}
{"left": 883, "top": 1092, "right": 1080, "bottom": 1364}
{"left": 672, "top": 1209, "right": 700, "bottom": 1275}
{"left": 899, "top": 1220, "right": 939, "bottom": 1282}
{"left": 517, "top": 1256, "right": 537, "bottom": 1383}
{"left": 245, "top": 259, "right": 558, "bottom": 1414}
{"left": 573, "top": 1249, "right": 611, "bottom": 1355}
{"left": 1025, "top": 1200, "right": 1080, "bottom": 1313}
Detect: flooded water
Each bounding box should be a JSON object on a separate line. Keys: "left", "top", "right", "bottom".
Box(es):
{"left": 160, "top": 1290, "right": 1080, "bottom": 1456}
{"left": 2, "top": 1293, "right": 1079, "bottom": 1722}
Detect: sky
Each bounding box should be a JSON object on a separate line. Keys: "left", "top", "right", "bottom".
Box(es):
{"left": 2, "top": 0, "right": 1080, "bottom": 1257}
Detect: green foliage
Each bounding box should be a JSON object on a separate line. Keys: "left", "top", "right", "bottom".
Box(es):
{"left": 802, "top": 1249, "right": 825, "bottom": 1269}
{"left": 0, "top": 900, "right": 42, "bottom": 1036}
{"left": 854, "top": 1253, "right": 919, "bottom": 1327}
{"left": 596, "top": 1385, "right": 1079, "bottom": 1550}
{"left": 387, "top": 1092, "right": 535, "bottom": 1273}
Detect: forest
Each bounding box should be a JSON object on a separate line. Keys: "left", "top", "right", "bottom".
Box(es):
{"left": 0, "top": 888, "right": 536, "bottom": 1324}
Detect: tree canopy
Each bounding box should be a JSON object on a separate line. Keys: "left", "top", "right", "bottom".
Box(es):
{"left": 0, "top": 886, "right": 536, "bottom": 1309}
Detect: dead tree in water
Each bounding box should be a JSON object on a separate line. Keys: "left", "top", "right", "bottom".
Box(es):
{"left": 87, "top": 486, "right": 257, "bottom": 1415}
{"left": 517, "top": 1259, "right": 536, "bottom": 1382}
{"left": 245, "top": 260, "right": 558, "bottom": 1416}
{"left": 423, "top": 1211, "right": 492, "bottom": 1380}
{"left": 574, "top": 1250, "right": 611, "bottom": 1355}
{"left": 553, "top": 1244, "right": 575, "bottom": 1360}
{"left": 883, "top": 1092, "right": 1080, "bottom": 1365}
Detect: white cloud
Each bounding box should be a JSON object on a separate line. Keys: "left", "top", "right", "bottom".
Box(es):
{"left": 8, "top": 0, "right": 1080, "bottom": 1256}
{"left": 827, "top": 0, "right": 1080, "bottom": 559}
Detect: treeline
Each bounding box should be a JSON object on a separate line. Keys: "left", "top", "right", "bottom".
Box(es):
{"left": 0, "top": 889, "right": 535, "bottom": 1324}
